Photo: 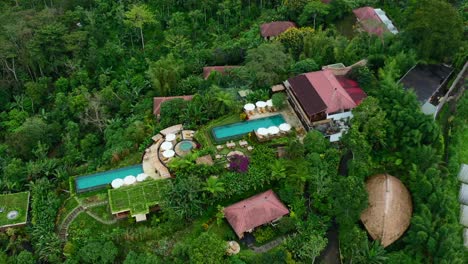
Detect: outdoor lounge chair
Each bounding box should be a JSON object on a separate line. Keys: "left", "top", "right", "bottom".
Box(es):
{"left": 216, "top": 145, "right": 224, "bottom": 151}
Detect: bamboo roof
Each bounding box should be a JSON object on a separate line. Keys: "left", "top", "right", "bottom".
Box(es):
{"left": 360, "top": 174, "right": 413, "bottom": 247}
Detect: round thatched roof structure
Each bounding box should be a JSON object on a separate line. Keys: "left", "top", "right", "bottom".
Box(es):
{"left": 360, "top": 174, "right": 413, "bottom": 247}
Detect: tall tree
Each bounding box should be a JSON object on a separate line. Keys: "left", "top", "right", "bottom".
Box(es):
{"left": 404, "top": 0, "right": 463, "bottom": 60}
{"left": 124, "top": 4, "right": 157, "bottom": 49}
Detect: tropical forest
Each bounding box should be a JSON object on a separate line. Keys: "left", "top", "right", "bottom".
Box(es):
{"left": 0, "top": 0, "right": 467, "bottom": 263}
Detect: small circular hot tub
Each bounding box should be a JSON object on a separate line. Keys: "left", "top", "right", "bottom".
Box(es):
{"left": 175, "top": 140, "right": 196, "bottom": 157}
{"left": 7, "top": 210, "right": 19, "bottom": 220}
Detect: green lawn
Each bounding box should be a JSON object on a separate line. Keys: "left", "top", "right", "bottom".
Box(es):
{"left": 0, "top": 192, "right": 30, "bottom": 227}
{"left": 108, "top": 179, "right": 165, "bottom": 216}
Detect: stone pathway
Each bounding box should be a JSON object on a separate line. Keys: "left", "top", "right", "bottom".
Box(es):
{"left": 250, "top": 236, "right": 287, "bottom": 253}
{"left": 58, "top": 200, "right": 114, "bottom": 241}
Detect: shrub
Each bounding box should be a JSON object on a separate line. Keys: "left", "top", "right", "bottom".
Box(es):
{"left": 228, "top": 154, "right": 250, "bottom": 173}
{"left": 254, "top": 226, "right": 275, "bottom": 244}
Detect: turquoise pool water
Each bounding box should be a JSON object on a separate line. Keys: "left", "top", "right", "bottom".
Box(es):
{"left": 179, "top": 141, "right": 194, "bottom": 151}
{"left": 212, "top": 115, "right": 285, "bottom": 142}
{"left": 75, "top": 164, "right": 143, "bottom": 193}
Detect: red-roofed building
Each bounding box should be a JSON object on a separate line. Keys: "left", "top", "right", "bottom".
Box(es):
{"left": 153, "top": 96, "right": 193, "bottom": 119}
{"left": 260, "top": 21, "right": 296, "bottom": 40}
{"left": 353, "top": 7, "right": 398, "bottom": 36}
{"left": 224, "top": 190, "right": 289, "bottom": 238}
{"left": 203, "top": 66, "right": 240, "bottom": 79}
{"left": 284, "top": 70, "right": 366, "bottom": 129}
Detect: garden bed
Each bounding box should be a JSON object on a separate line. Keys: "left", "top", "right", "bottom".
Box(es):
{"left": 0, "top": 192, "right": 30, "bottom": 228}
{"left": 108, "top": 179, "right": 165, "bottom": 216}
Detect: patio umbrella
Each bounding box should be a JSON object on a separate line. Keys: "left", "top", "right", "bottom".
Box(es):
{"left": 162, "top": 149, "right": 175, "bottom": 158}
{"left": 266, "top": 99, "right": 273, "bottom": 107}
{"left": 160, "top": 141, "right": 173, "bottom": 151}
{"left": 243, "top": 103, "right": 255, "bottom": 111}
{"left": 165, "top": 133, "right": 176, "bottom": 141}
{"left": 136, "top": 173, "right": 148, "bottom": 182}
{"left": 257, "top": 127, "right": 269, "bottom": 136}
{"left": 111, "top": 178, "right": 124, "bottom": 189}
{"left": 279, "top": 123, "right": 291, "bottom": 132}
{"left": 123, "top": 175, "right": 136, "bottom": 185}
{"left": 268, "top": 126, "right": 280, "bottom": 135}
{"left": 255, "top": 101, "right": 267, "bottom": 108}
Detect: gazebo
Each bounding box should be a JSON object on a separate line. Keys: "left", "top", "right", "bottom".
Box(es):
{"left": 360, "top": 174, "right": 413, "bottom": 247}
{"left": 224, "top": 189, "right": 289, "bottom": 238}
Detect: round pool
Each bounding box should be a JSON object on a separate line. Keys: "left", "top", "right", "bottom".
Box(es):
{"left": 7, "top": 210, "right": 18, "bottom": 220}
{"left": 180, "top": 141, "right": 194, "bottom": 151}
{"left": 175, "top": 140, "right": 196, "bottom": 157}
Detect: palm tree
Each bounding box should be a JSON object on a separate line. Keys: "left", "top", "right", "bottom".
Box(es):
{"left": 354, "top": 240, "right": 387, "bottom": 264}
{"left": 202, "top": 176, "right": 225, "bottom": 197}
{"left": 270, "top": 160, "right": 287, "bottom": 180}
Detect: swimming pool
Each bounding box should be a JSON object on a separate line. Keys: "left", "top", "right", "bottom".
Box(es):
{"left": 212, "top": 115, "right": 285, "bottom": 143}
{"left": 75, "top": 164, "right": 144, "bottom": 193}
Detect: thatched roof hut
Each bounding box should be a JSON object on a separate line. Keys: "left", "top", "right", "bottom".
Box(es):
{"left": 360, "top": 174, "right": 413, "bottom": 247}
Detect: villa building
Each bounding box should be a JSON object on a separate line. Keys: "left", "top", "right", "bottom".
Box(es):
{"left": 284, "top": 69, "right": 366, "bottom": 130}
{"left": 399, "top": 64, "right": 454, "bottom": 115}
{"left": 353, "top": 7, "right": 398, "bottom": 36}
{"left": 224, "top": 190, "right": 289, "bottom": 238}
{"left": 260, "top": 21, "right": 296, "bottom": 40}
{"left": 458, "top": 164, "right": 468, "bottom": 248}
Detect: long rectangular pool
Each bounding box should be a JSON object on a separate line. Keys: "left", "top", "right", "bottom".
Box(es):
{"left": 75, "top": 164, "right": 143, "bottom": 193}
{"left": 212, "top": 114, "right": 285, "bottom": 143}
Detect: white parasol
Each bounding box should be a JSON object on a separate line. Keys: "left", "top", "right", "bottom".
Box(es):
{"left": 266, "top": 99, "right": 273, "bottom": 107}
{"left": 160, "top": 141, "right": 173, "bottom": 151}
{"left": 255, "top": 101, "right": 267, "bottom": 108}
{"left": 111, "top": 178, "right": 124, "bottom": 188}
{"left": 279, "top": 123, "right": 291, "bottom": 132}
{"left": 268, "top": 126, "right": 280, "bottom": 134}
{"left": 123, "top": 175, "right": 136, "bottom": 185}
{"left": 257, "top": 127, "right": 269, "bottom": 136}
{"left": 162, "top": 149, "right": 175, "bottom": 158}
{"left": 243, "top": 103, "right": 255, "bottom": 111}
{"left": 136, "top": 173, "right": 148, "bottom": 182}
{"left": 165, "top": 133, "right": 176, "bottom": 141}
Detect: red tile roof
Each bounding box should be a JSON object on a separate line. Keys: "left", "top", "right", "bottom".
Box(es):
{"left": 224, "top": 190, "right": 289, "bottom": 238}
{"left": 260, "top": 21, "right": 297, "bottom": 38}
{"left": 335, "top": 76, "right": 367, "bottom": 105}
{"left": 203, "top": 66, "right": 240, "bottom": 79}
{"left": 287, "top": 70, "right": 366, "bottom": 117}
{"left": 353, "top": 7, "right": 387, "bottom": 36}
{"left": 153, "top": 96, "right": 193, "bottom": 116}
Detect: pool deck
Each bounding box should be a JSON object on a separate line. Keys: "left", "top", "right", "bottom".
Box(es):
{"left": 247, "top": 103, "right": 305, "bottom": 136}
{"left": 142, "top": 135, "right": 171, "bottom": 179}
{"left": 142, "top": 125, "right": 194, "bottom": 179}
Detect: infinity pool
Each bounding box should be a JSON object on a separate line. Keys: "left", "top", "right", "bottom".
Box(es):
{"left": 212, "top": 115, "right": 285, "bottom": 143}
{"left": 75, "top": 164, "right": 143, "bottom": 193}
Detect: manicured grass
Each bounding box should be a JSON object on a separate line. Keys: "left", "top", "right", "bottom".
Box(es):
{"left": 87, "top": 204, "right": 114, "bottom": 221}
{"left": 0, "top": 192, "right": 30, "bottom": 227}
{"left": 108, "top": 179, "right": 165, "bottom": 216}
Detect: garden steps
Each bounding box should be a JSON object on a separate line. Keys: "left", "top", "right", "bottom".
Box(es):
{"left": 58, "top": 200, "right": 112, "bottom": 241}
